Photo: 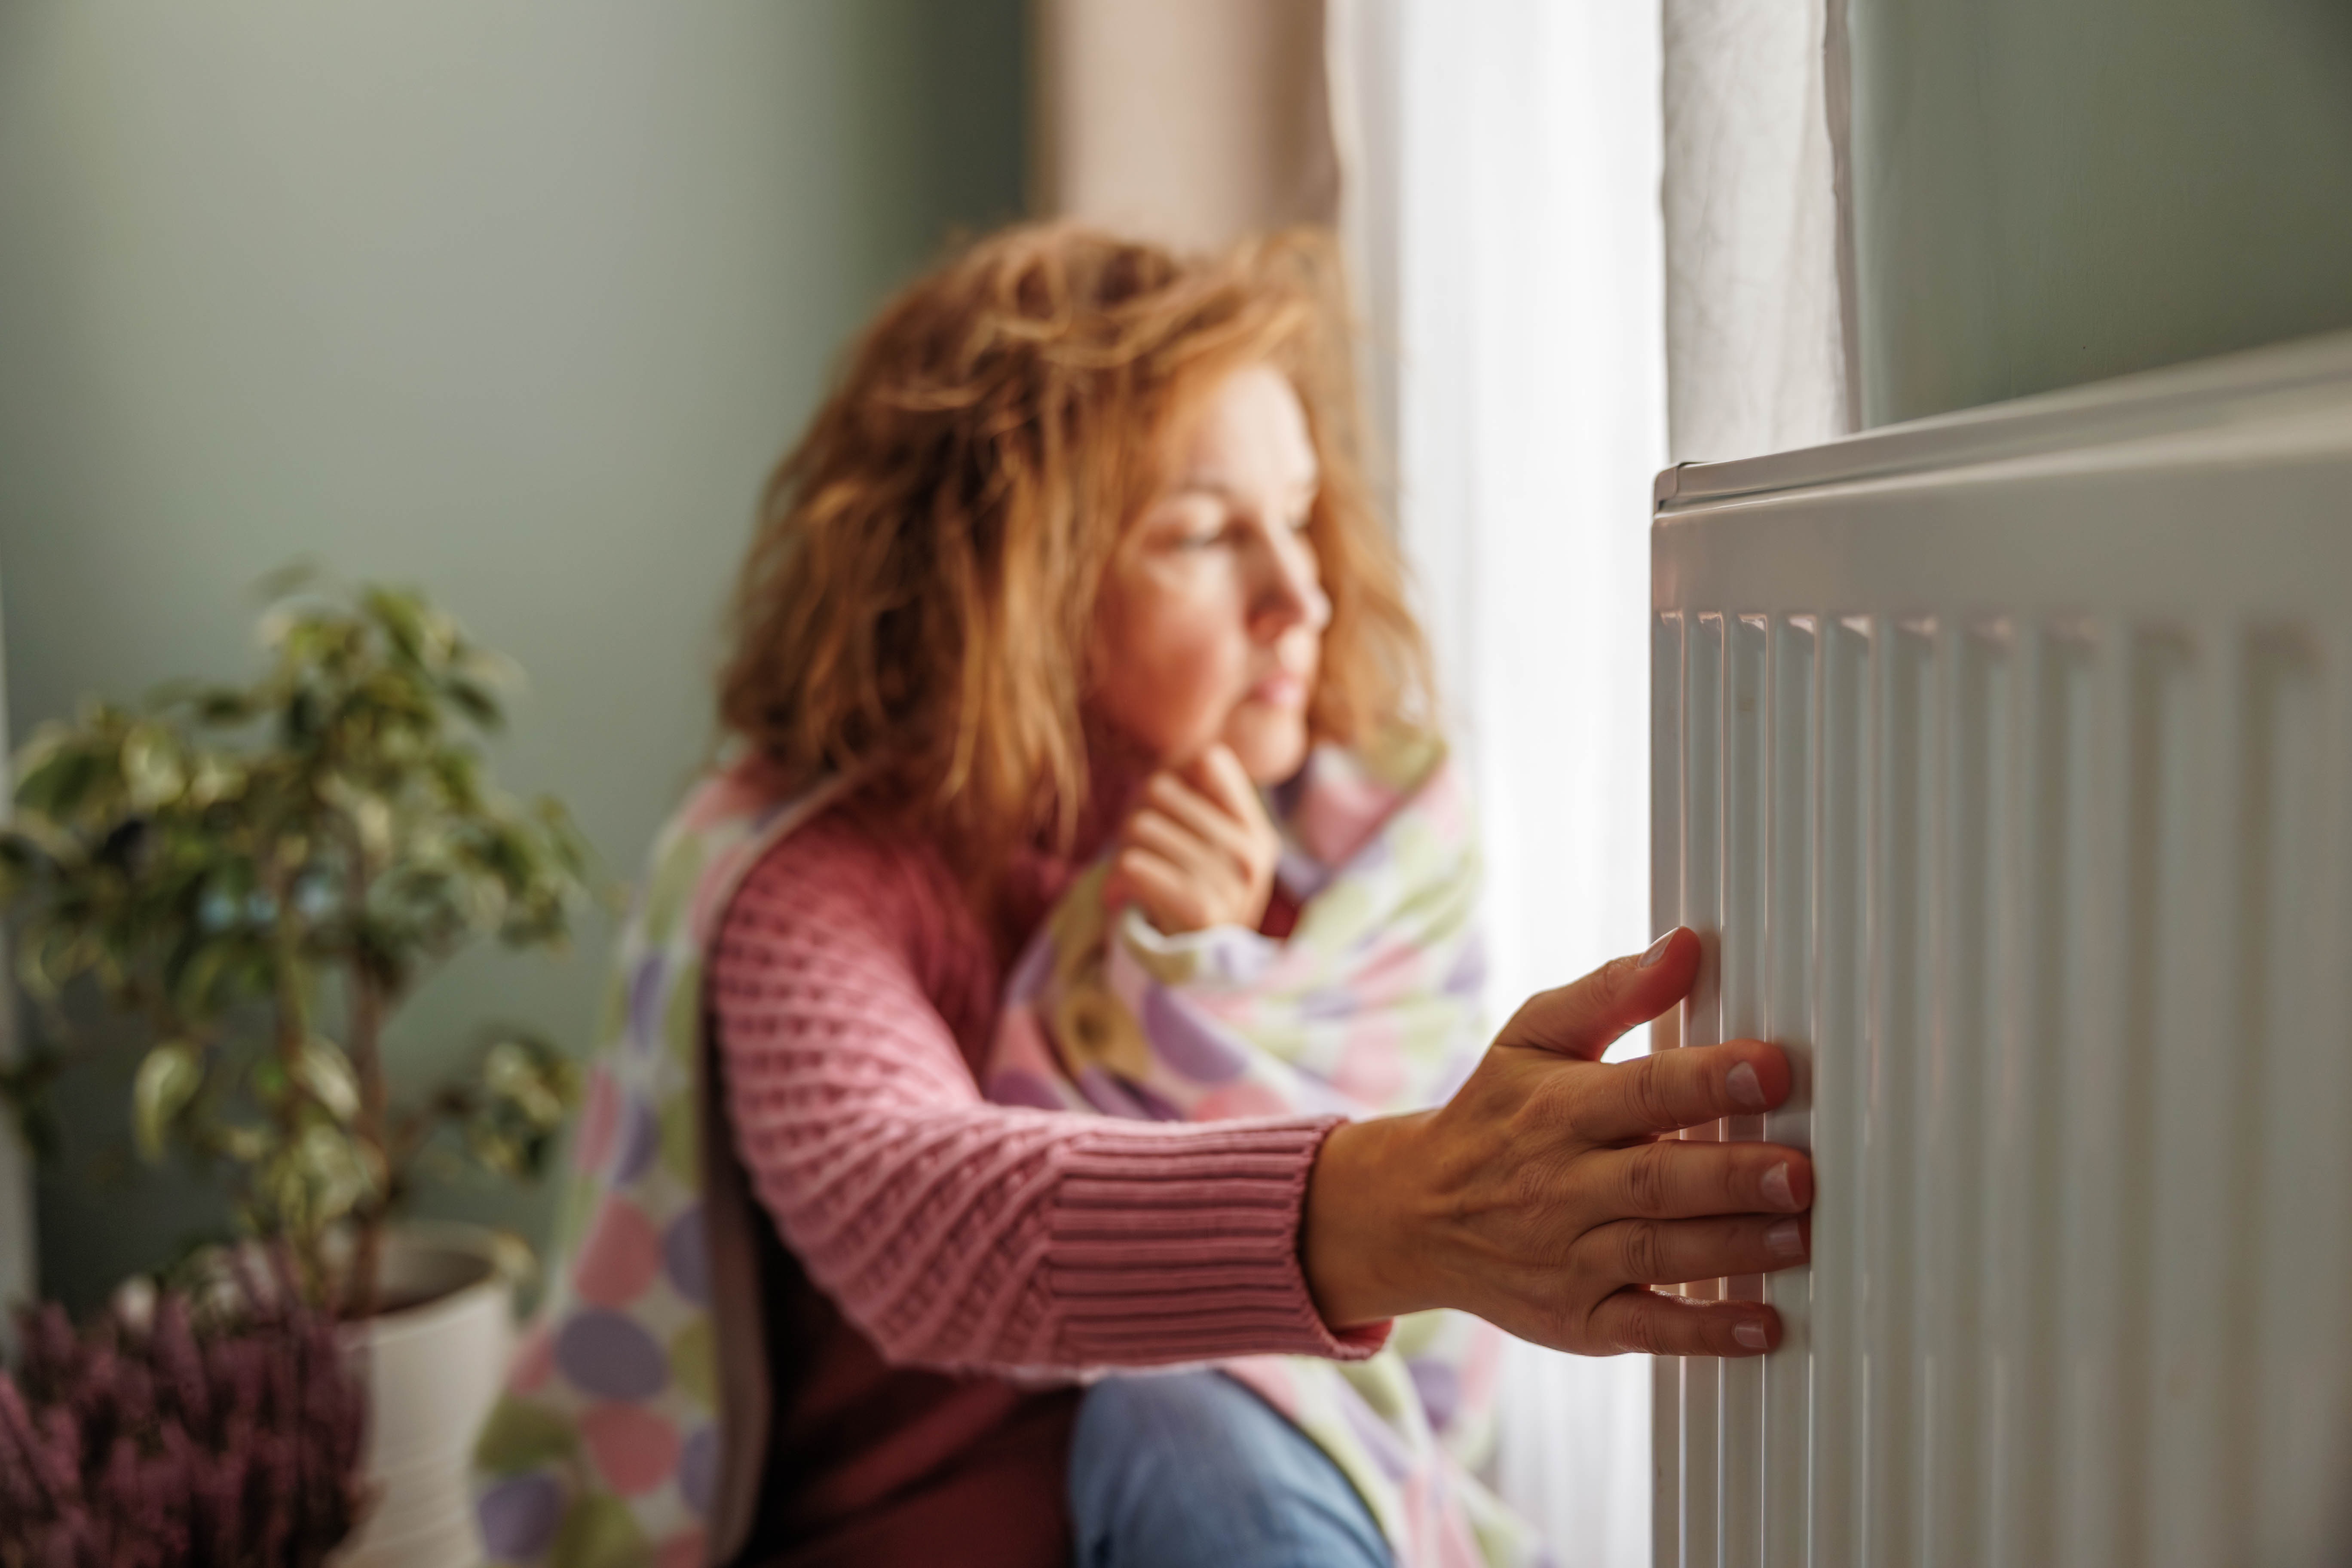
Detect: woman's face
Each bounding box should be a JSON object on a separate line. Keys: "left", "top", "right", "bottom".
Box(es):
{"left": 1090, "top": 363, "right": 1331, "bottom": 784}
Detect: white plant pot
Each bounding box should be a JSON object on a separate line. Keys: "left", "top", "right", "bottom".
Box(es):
{"left": 333, "top": 1222, "right": 519, "bottom": 1568}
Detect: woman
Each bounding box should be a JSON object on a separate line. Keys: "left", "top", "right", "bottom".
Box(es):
{"left": 473, "top": 226, "right": 1812, "bottom": 1568}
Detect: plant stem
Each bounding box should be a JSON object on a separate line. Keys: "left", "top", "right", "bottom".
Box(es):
{"left": 266, "top": 861, "right": 317, "bottom": 1301}
{"left": 348, "top": 959, "right": 386, "bottom": 1317}
{"left": 343, "top": 810, "right": 389, "bottom": 1319}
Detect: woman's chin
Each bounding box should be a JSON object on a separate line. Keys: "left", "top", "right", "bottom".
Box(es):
{"left": 1223, "top": 710, "right": 1311, "bottom": 784}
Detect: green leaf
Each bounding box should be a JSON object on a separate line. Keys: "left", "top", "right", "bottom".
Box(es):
{"left": 444, "top": 678, "right": 504, "bottom": 730}
{"left": 15, "top": 745, "right": 103, "bottom": 823}
{"left": 120, "top": 723, "right": 187, "bottom": 809}
{"left": 132, "top": 1041, "right": 204, "bottom": 1162}
{"left": 294, "top": 1120, "right": 374, "bottom": 1227}
{"left": 363, "top": 585, "right": 443, "bottom": 667}
{"left": 165, "top": 935, "right": 236, "bottom": 1019}
{"left": 193, "top": 688, "right": 256, "bottom": 726}
{"left": 294, "top": 1036, "right": 361, "bottom": 1124}
{"left": 481, "top": 1038, "right": 568, "bottom": 1127}
{"left": 184, "top": 752, "right": 247, "bottom": 804}
{"left": 429, "top": 748, "right": 482, "bottom": 808}
{"left": 215, "top": 1122, "right": 270, "bottom": 1163}
{"left": 251, "top": 1057, "right": 291, "bottom": 1108}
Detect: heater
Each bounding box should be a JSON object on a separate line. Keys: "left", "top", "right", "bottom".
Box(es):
{"left": 1651, "top": 332, "right": 2352, "bottom": 1566}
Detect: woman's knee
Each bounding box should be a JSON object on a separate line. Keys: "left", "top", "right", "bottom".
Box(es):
{"left": 1068, "top": 1371, "right": 1390, "bottom": 1568}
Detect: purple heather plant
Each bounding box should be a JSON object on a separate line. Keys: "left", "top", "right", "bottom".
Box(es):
{"left": 0, "top": 1254, "right": 367, "bottom": 1568}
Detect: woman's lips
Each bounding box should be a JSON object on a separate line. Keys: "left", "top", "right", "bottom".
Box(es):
{"left": 1247, "top": 671, "right": 1309, "bottom": 709}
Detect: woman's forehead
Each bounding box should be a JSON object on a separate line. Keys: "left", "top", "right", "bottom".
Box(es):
{"left": 1164, "top": 364, "right": 1320, "bottom": 491}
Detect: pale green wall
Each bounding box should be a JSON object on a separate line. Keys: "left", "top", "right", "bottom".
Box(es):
{"left": 0, "top": 0, "right": 1025, "bottom": 1310}
{"left": 1849, "top": 0, "right": 2352, "bottom": 426}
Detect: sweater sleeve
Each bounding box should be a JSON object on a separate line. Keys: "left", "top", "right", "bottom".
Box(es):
{"left": 708, "top": 818, "right": 1390, "bottom": 1376}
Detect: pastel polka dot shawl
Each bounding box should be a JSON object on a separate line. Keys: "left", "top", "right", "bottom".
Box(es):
{"left": 988, "top": 736, "right": 1541, "bottom": 1568}
{"left": 469, "top": 740, "right": 1543, "bottom": 1568}
{"left": 471, "top": 770, "right": 841, "bottom": 1568}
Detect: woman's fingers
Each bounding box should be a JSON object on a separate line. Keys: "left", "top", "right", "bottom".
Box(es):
{"left": 1114, "top": 754, "right": 1278, "bottom": 933}
{"left": 1584, "top": 1288, "right": 1781, "bottom": 1358}
{"left": 1344, "top": 932, "right": 1819, "bottom": 1359}
{"left": 1114, "top": 847, "right": 1210, "bottom": 932}
{"left": 1189, "top": 743, "right": 1270, "bottom": 831}
{"left": 1495, "top": 928, "right": 1702, "bottom": 1061}
{"left": 1576, "top": 1213, "right": 1809, "bottom": 1289}
{"left": 1585, "top": 1136, "right": 1812, "bottom": 1220}
{"left": 1145, "top": 770, "right": 1260, "bottom": 866}
{"left": 1123, "top": 808, "right": 1222, "bottom": 880}
{"left": 1571, "top": 1041, "right": 1793, "bottom": 1144}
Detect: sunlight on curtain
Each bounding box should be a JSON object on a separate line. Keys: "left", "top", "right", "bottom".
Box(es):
{"left": 1661, "top": 0, "right": 1856, "bottom": 460}
{"left": 1329, "top": 4, "right": 1664, "bottom": 1562}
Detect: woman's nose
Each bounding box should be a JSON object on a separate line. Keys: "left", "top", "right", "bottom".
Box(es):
{"left": 1252, "top": 527, "right": 1330, "bottom": 638}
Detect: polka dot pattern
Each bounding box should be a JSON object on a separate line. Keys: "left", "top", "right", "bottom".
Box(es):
{"left": 580, "top": 1402, "right": 680, "bottom": 1497}
{"left": 661, "top": 1207, "right": 708, "bottom": 1305}
{"left": 554, "top": 1311, "right": 667, "bottom": 1403}
{"left": 677, "top": 1424, "right": 719, "bottom": 1516}
{"left": 1141, "top": 986, "right": 1249, "bottom": 1083}
{"left": 508, "top": 1323, "right": 556, "bottom": 1395}
{"left": 476, "top": 1473, "right": 565, "bottom": 1559}
{"left": 573, "top": 1198, "right": 662, "bottom": 1309}
{"left": 572, "top": 1069, "right": 619, "bottom": 1176}
{"left": 666, "top": 1319, "right": 717, "bottom": 1412}
{"left": 613, "top": 1096, "right": 659, "bottom": 1184}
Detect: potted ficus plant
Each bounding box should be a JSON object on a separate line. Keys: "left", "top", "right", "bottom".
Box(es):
{"left": 0, "top": 574, "right": 594, "bottom": 1567}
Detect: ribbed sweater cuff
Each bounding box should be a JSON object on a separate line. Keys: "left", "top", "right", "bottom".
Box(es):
{"left": 1047, "top": 1115, "right": 1393, "bottom": 1366}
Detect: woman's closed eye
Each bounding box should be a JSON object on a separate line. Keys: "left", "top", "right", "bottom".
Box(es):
{"left": 1165, "top": 511, "right": 1313, "bottom": 553}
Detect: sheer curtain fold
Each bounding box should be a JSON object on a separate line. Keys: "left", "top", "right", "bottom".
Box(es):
{"left": 1327, "top": 4, "right": 1664, "bottom": 1562}
{"left": 1662, "top": 0, "right": 1857, "bottom": 461}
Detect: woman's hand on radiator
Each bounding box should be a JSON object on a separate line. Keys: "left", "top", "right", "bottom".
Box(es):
{"left": 1300, "top": 926, "right": 1809, "bottom": 1358}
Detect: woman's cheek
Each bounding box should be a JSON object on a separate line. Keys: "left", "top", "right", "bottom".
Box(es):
{"left": 1172, "top": 636, "right": 1247, "bottom": 754}
{"left": 1102, "top": 616, "right": 1223, "bottom": 761}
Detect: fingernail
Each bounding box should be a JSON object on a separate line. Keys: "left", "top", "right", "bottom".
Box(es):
{"left": 1732, "top": 1320, "right": 1770, "bottom": 1351}
{"left": 1727, "top": 1061, "right": 1768, "bottom": 1111}
{"left": 1761, "top": 1161, "right": 1796, "bottom": 1211}
{"left": 1638, "top": 930, "right": 1676, "bottom": 968}
{"left": 1765, "top": 1218, "right": 1806, "bottom": 1262}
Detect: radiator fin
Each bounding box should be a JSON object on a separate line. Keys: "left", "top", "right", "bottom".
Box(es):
{"left": 1655, "top": 610, "right": 2346, "bottom": 1564}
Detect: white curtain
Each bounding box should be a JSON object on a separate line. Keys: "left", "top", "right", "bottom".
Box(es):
{"left": 1661, "top": 0, "right": 1856, "bottom": 461}
{"left": 1328, "top": 5, "right": 1664, "bottom": 1562}
{"left": 1330, "top": 1, "right": 1854, "bottom": 1560}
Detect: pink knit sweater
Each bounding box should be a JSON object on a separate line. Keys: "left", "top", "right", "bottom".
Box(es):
{"left": 708, "top": 801, "right": 1386, "bottom": 1566}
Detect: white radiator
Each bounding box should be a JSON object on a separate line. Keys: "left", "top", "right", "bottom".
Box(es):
{"left": 1650, "top": 333, "right": 2352, "bottom": 1567}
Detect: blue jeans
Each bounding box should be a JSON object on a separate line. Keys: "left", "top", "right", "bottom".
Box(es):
{"left": 1067, "top": 1370, "right": 1393, "bottom": 1568}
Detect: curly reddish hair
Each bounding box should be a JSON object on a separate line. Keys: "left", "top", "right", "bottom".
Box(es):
{"left": 719, "top": 222, "right": 1430, "bottom": 890}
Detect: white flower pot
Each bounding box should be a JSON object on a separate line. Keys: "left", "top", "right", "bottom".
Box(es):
{"left": 334, "top": 1222, "right": 520, "bottom": 1568}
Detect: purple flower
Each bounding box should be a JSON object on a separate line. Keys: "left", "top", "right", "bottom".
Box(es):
{"left": 0, "top": 1258, "right": 368, "bottom": 1568}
